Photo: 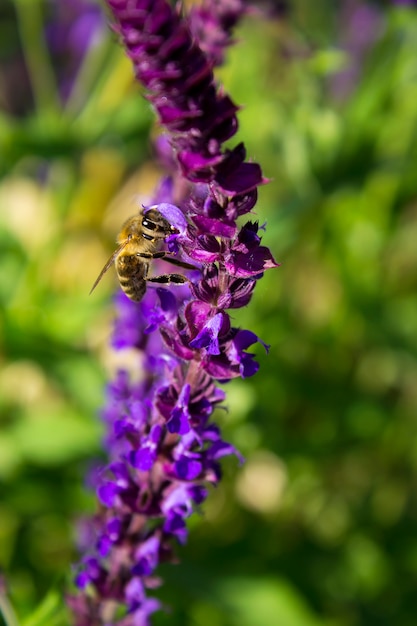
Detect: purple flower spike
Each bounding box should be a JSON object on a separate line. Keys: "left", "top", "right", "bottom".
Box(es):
{"left": 69, "top": 1, "right": 279, "bottom": 624}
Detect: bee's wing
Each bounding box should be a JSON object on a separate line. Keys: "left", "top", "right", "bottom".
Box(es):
{"left": 89, "top": 240, "right": 129, "bottom": 295}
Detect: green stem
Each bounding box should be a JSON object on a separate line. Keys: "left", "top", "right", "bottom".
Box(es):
{"left": 14, "top": 0, "right": 60, "bottom": 114}
{"left": 0, "top": 592, "right": 20, "bottom": 626}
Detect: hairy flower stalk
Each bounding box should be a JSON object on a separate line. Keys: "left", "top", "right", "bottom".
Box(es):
{"left": 68, "top": 1, "right": 278, "bottom": 624}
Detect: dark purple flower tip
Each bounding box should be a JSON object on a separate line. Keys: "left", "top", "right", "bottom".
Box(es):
{"left": 175, "top": 455, "right": 202, "bottom": 480}
{"left": 132, "top": 535, "right": 160, "bottom": 577}
{"left": 194, "top": 93, "right": 240, "bottom": 143}
{"left": 209, "top": 143, "right": 265, "bottom": 196}
{"left": 163, "top": 512, "right": 188, "bottom": 544}
{"left": 235, "top": 220, "right": 261, "bottom": 248}
{"left": 188, "top": 484, "right": 208, "bottom": 505}
{"left": 216, "top": 162, "right": 267, "bottom": 196}
{"left": 229, "top": 189, "right": 258, "bottom": 217}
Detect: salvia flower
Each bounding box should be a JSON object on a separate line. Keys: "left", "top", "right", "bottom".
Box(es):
{"left": 68, "top": 1, "right": 279, "bottom": 624}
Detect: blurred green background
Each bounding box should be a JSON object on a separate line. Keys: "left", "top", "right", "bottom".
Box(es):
{"left": 1, "top": 1, "right": 417, "bottom": 625}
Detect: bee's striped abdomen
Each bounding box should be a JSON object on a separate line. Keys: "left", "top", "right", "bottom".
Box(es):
{"left": 116, "top": 255, "right": 147, "bottom": 302}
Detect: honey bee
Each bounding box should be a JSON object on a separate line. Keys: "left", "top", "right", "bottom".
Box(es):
{"left": 90, "top": 207, "right": 196, "bottom": 302}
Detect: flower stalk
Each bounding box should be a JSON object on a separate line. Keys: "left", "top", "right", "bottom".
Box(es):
{"left": 68, "top": 1, "right": 279, "bottom": 624}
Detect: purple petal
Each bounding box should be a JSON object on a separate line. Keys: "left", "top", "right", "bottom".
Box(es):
{"left": 162, "top": 484, "right": 194, "bottom": 517}
{"left": 130, "top": 447, "right": 156, "bottom": 471}
{"left": 157, "top": 287, "right": 177, "bottom": 313}
{"left": 233, "top": 329, "right": 269, "bottom": 353}
{"left": 134, "top": 536, "right": 160, "bottom": 575}
{"left": 97, "top": 535, "right": 111, "bottom": 557}
{"left": 109, "top": 461, "right": 130, "bottom": 484}
{"left": 189, "top": 313, "right": 223, "bottom": 354}
{"left": 164, "top": 512, "right": 188, "bottom": 544}
{"left": 225, "top": 246, "right": 280, "bottom": 277}
{"left": 216, "top": 162, "right": 266, "bottom": 196}
{"left": 185, "top": 300, "right": 212, "bottom": 333}
{"left": 175, "top": 456, "right": 202, "bottom": 480}
{"left": 208, "top": 439, "right": 244, "bottom": 463}
{"left": 97, "top": 482, "right": 118, "bottom": 507}
{"left": 107, "top": 517, "right": 122, "bottom": 541}
{"left": 154, "top": 202, "right": 188, "bottom": 234}
{"left": 130, "top": 598, "right": 162, "bottom": 625}
{"left": 125, "top": 576, "right": 145, "bottom": 607}
{"left": 167, "top": 406, "right": 190, "bottom": 434}
{"left": 74, "top": 571, "right": 90, "bottom": 589}
{"left": 192, "top": 214, "right": 236, "bottom": 238}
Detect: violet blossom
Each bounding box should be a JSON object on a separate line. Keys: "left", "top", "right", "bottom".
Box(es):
{"left": 68, "top": 1, "right": 278, "bottom": 624}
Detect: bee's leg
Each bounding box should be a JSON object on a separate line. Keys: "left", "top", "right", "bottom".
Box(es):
{"left": 162, "top": 256, "right": 198, "bottom": 270}
{"left": 146, "top": 273, "right": 189, "bottom": 285}
{"left": 136, "top": 251, "right": 166, "bottom": 260}
{"left": 136, "top": 250, "right": 197, "bottom": 270}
